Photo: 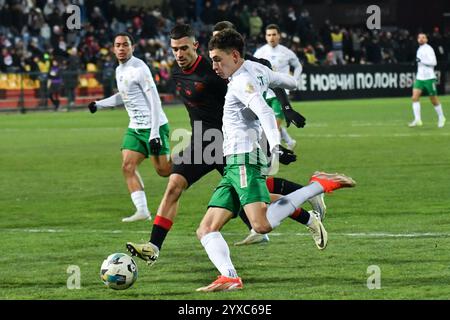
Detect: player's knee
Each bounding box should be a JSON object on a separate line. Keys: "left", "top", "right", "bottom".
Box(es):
{"left": 430, "top": 97, "right": 440, "bottom": 106}
{"left": 196, "top": 224, "right": 220, "bottom": 240}
{"left": 121, "top": 161, "right": 136, "bottom": 176}
{"left": 252, "top": 222, "right": 272, "bottom": 235}
{"left": 155, "top": 166, "right": 171, "bottom": 177}
{"left": 196, "top": 226, "right": 208, "bottom": 240}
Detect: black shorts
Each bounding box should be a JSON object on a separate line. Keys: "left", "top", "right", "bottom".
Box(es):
{"left": 171, "top": 138, "right": 225, "bottom": 188}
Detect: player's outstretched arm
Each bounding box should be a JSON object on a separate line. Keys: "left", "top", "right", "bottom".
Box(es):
{"left": 267, "top": 69, "right": 297, "bottom": 91}
{"left": 91, "top": 93, "right": 123, "bottom": 113}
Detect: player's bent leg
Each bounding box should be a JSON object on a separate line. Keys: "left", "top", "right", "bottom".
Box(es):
{"left": 234, "top": 204, "right": 272, "bottom": 246}
{"left": 242, "top": 202, "right": 272, "bottom": 235}
{"left": 235, "top": 194, "right": 295, "bottom": 246}
{"left": 151, "top": 154, "right": 172, "bottom": 177}
{"left": 235, "top": 193, "right": 281, "bottom": 246}
{"left": 235, "top": 197, "right": 275, "bottom": 246}
{"left": 235, "top": 191, "right": 322, "bottom": 246}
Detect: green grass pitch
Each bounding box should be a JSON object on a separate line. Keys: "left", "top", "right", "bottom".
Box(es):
{"left": 1, "top": 96, "right": 449, "bottom": 300}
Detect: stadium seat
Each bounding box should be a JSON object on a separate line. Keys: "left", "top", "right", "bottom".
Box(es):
{"left": 86, "top": 63, "right": 98, "bottom": 72}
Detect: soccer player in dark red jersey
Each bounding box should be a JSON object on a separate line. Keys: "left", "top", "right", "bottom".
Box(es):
{"left": 126, "top": 24, "right": 325, "bottom": 265}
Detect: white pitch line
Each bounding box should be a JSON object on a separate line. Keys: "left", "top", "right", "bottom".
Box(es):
{"left": 1, "top": 228, "right": 449, "bottom": 238}
{"left": 0, "top": 127, "right": 123, "bottom": 132}
{"left": 298, "top": 132, "right": 450, "bottom": 138}
{"left": 350, "top": 121, "right": 406, "bottom": 127}
{"left": 2, "top": 125, "right": 448, "bottom": 139}
{"left": 226, "top": 232, "right": 450, "bottom": 238}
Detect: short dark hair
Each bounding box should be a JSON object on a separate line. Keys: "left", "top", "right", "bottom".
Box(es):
{"left": 170, "top": 24, "right": 195, "bottom": 40}
{"left": 265, "top": 24, "right": 281, "bottom": 34}
{"left": 213, "top": 21, "right": 236, "bottom": 33}
{"left": 114, "top": 32, "right": 135, "bottom": 45}
{"left": 208, "top": 29, "right": 245, "bottom": 57}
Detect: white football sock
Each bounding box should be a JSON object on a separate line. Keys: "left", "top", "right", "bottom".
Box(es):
{"left": 267, "top": 182, "right": 324, "bottom": 229}
{"left": 434, "top": 104, "right": 444, "bottom": 118}
{"left": 130, "top": 190, "right": 149, "bottom": 213}
{"left": 412, "top": 102, "right": 421, "bottom": 121}
{"left": 280, "top": 126, "right": 294, "bottom": 145}
{"left": 200, "top": 232, "right": 238, "bottom": 278}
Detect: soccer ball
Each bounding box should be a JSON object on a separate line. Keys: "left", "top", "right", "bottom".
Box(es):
{"left": 100, "top": 253, "right": 138, "bottom": 290}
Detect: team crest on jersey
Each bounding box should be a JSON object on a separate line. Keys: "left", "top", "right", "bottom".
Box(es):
{"left": 245, "top": 83, "right": 255, "bottom": 93}
{"left": 194, "top": 81, "right": 205, "bottom": 92}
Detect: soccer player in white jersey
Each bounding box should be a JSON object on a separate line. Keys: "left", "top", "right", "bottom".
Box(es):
{"left": 87, "top": 33, "right": 172, "bottom": 222}
{"left": 409, "top": 33, "right": 446, "bottom": 128}
{"left": 254, "top": 24, "right": 302, "bottom": 150}
{"left": 195, "top": 29, "right": 355, "bottom": 292}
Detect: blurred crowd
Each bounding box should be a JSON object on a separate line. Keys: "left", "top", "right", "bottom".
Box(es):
{"left": 1, "top": 0, "right": 450, "bottom": 96}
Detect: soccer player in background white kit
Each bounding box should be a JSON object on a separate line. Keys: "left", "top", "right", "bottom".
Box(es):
{"left": 88, "top": 33, "right": 172, "bottom": 222}
{"left": 409, "top": 33, "right": 446, "bottom": 128}
{"left": 254, "top": 24, "right": 303, "bottom": 150}
{"left": 195, "top": 29, "right": 355, "bottom": 292}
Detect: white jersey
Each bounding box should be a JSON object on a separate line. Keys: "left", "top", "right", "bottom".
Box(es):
{"left": 416, "top": 44, "right": 437, "bottom": 80}
{"left": 223, "top": 60, "right": 297, "bottom": 157}
{"left": 254, "top": 44, "right": 302, "bottom": 98}
{"left": 95, "top": 56, "right": 168, "bottom": 139}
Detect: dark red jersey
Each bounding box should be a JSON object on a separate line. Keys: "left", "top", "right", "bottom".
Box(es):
{"left": 172, "top": 55, "right": 227, "bottom": 131}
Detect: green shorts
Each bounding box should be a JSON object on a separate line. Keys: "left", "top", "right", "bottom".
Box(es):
{"left": 413, "top": 79, "right": 438, "bottom": 96}
{"left": 208, "top": 150, "right": 270, "bottom": 216}
{"left": 266, "top": 97, "right": 285, "bottom": 120}
{"left": 121, "top": 123, "right": 170, "bottom": 157}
